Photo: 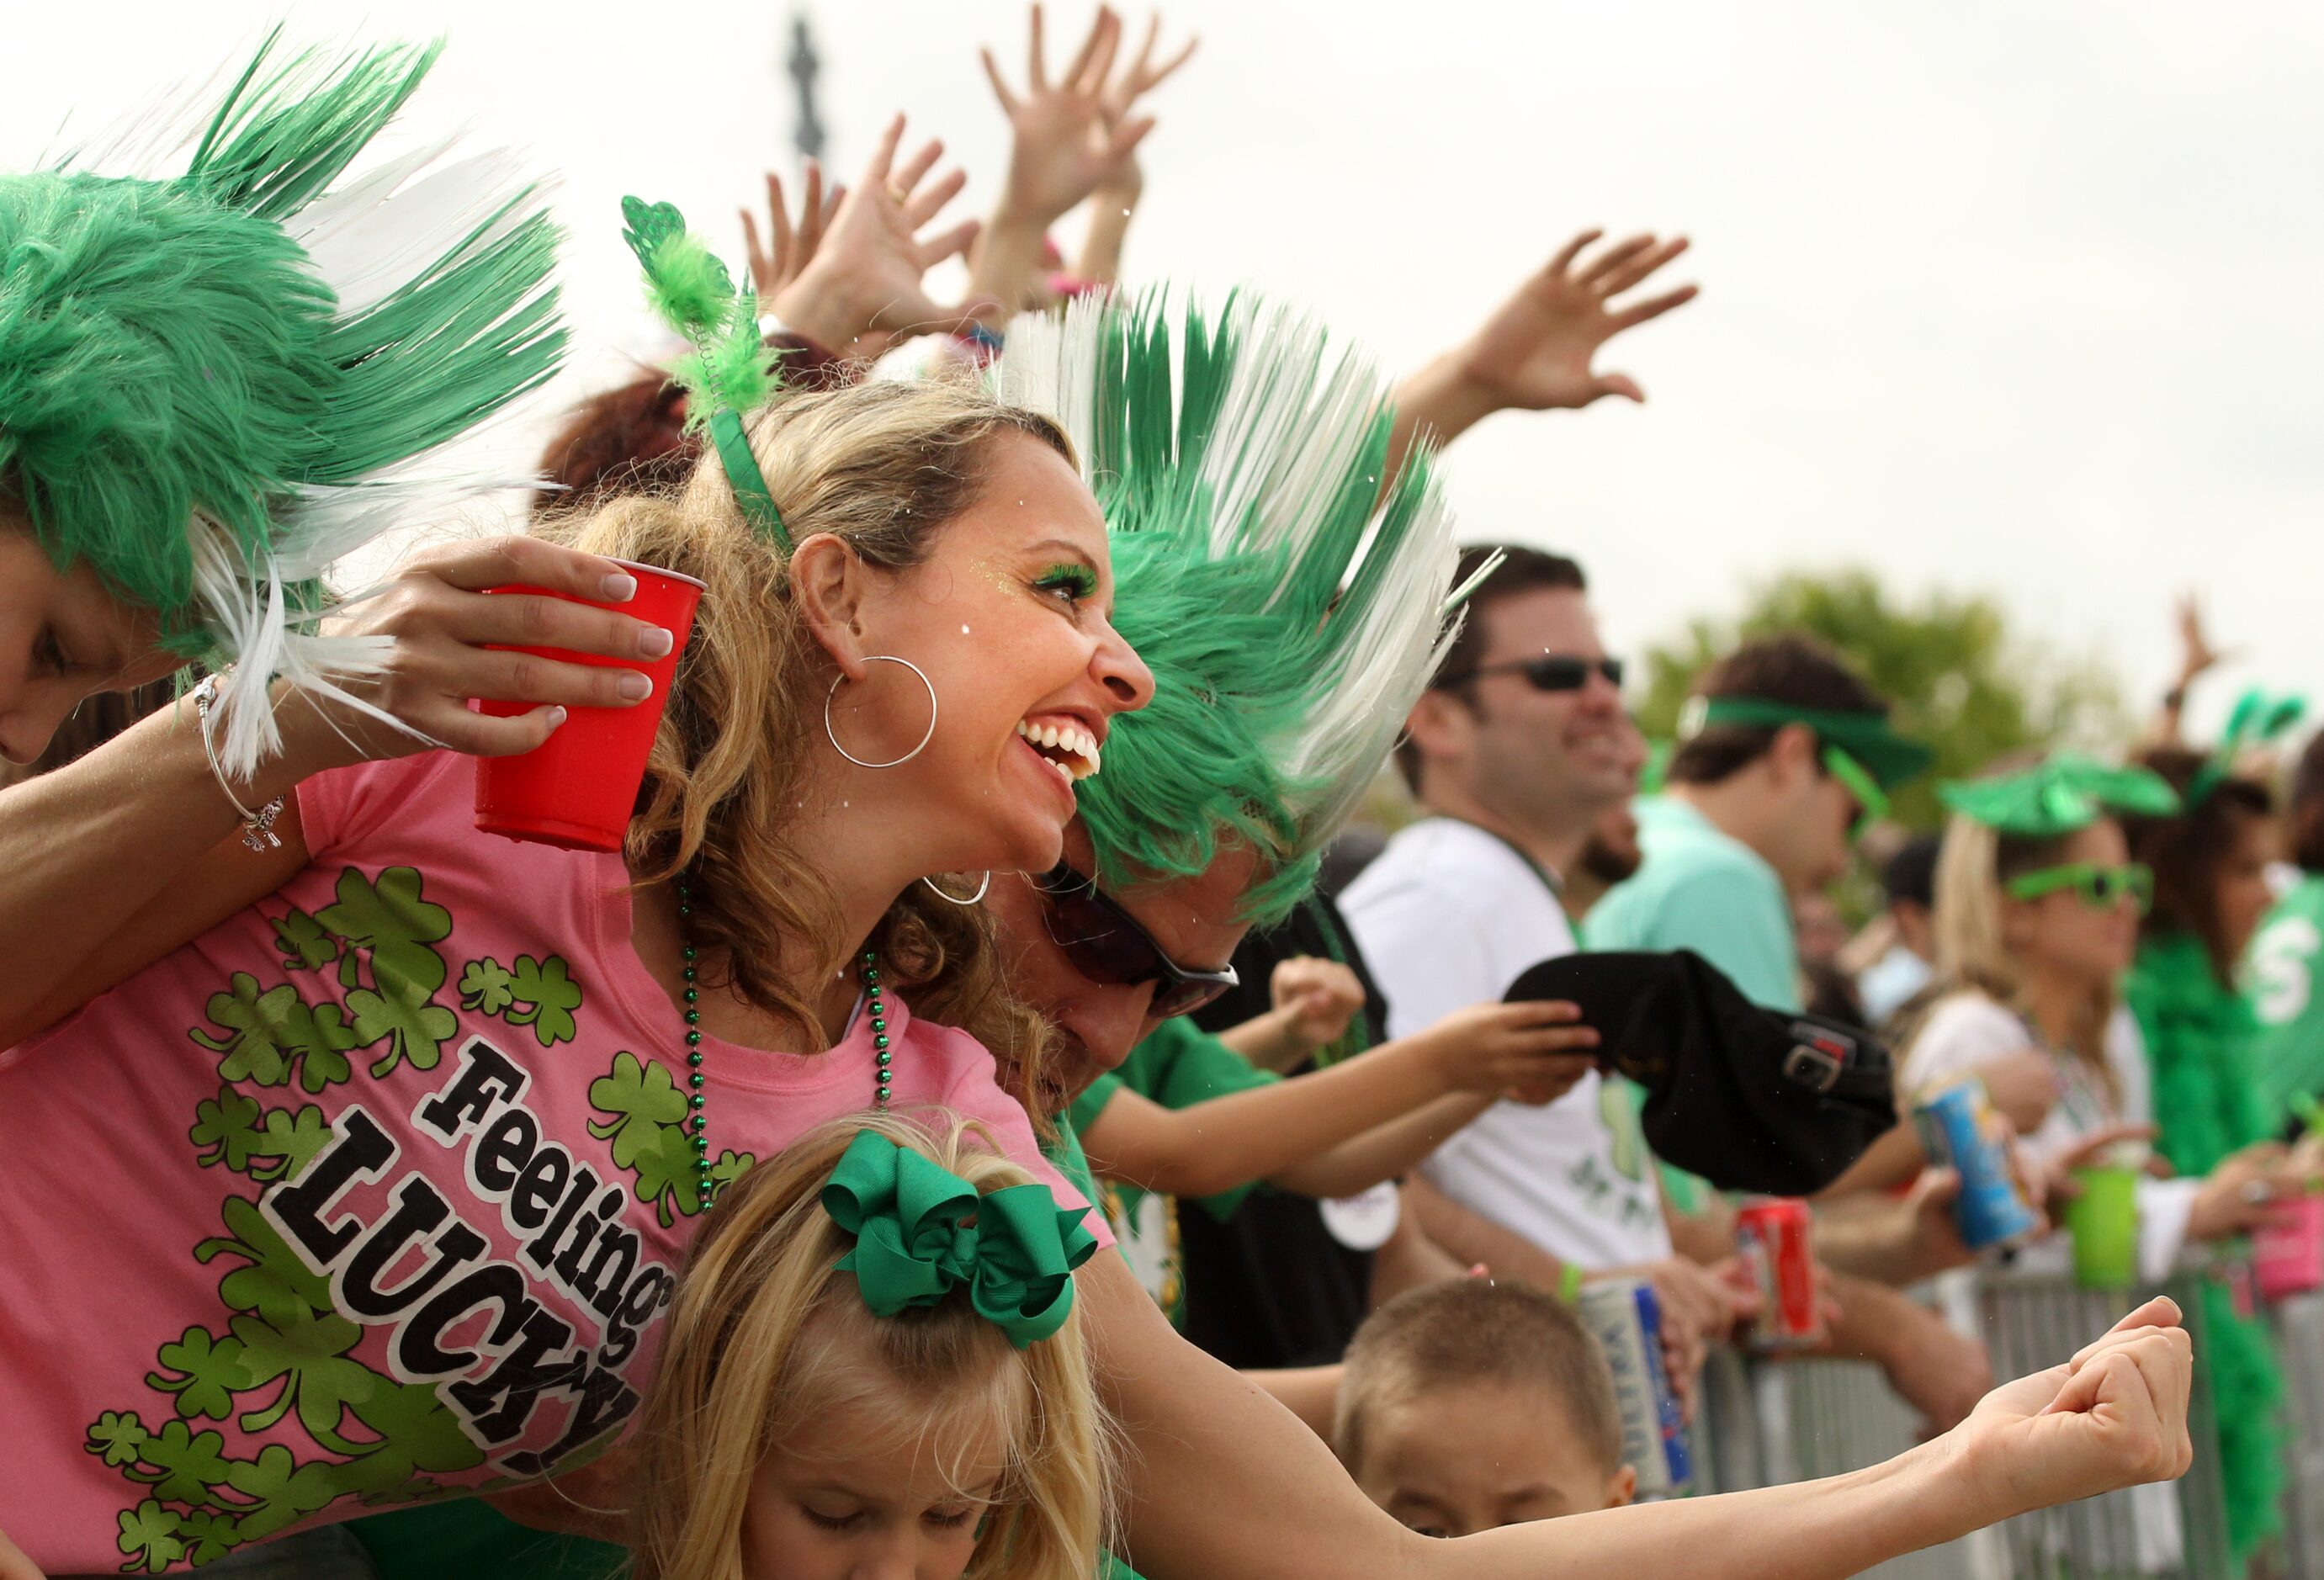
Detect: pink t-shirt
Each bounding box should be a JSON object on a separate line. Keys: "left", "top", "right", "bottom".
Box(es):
{"left": 0, "top": 750, "right": 1095, "bottom": 1574}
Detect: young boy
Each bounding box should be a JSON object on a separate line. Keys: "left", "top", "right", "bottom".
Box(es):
{"left": 1334, "top": 1279, "right": 1637, "bottom": 1537}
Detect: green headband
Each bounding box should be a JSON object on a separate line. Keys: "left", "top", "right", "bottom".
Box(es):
{"left": 820, "top": 1129, "right": 1097, "bottom": 1349}
{"left": 618, "top": 196, "right": 791, "bottom": 552}
{"left": 1680, "top": 694, "right": 1933, "bottom": 789}
{"left": 1941, "top": 754, "right": 2179, "bottom": 837}
{"left": 2189, "top": 687, "right": 2305, "bottom": 807}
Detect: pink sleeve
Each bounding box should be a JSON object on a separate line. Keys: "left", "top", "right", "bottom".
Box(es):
{"left": 294, "top": 752, "right": 462, "bottom": 862}
{"left": 937, "top": 1037, "right": 1114, "bottom": 1252}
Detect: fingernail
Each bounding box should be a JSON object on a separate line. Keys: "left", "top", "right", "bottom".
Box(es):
{"left": 618, "top": 672, "right": 654, "bottom": 702}
{"left": 544, "top": 706, "right": 569, "bottom": 729}
{"left": 639, "top": 625, "right": 675, "bottom": 658}
{"left": 602, "top": 572, "right": 639, "bottom": 602}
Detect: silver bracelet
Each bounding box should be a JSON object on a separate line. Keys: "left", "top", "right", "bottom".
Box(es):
{"left": 189, "top": 674, "right": 287, "bottom": 851}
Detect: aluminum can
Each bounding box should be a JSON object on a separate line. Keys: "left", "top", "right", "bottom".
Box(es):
{"left": 1577, "top": 1277, "right": 1691, "bottom": 1494}
{"left": 1736, "top": 1196, "right": 1824, "bottom": 1349}
{"left": 1913, "top": 1079, "right": 2040, "bottom": 1249}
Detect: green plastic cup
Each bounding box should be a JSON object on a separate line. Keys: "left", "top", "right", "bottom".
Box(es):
{"left": 2066, "top": 1165, "right": 2141, "bottom": 1289}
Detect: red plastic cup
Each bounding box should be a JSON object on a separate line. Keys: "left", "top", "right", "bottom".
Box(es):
{"left": 473, "top": 559, "right": 705, "bottom": 851}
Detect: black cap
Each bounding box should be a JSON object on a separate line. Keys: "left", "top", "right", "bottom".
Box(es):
{"left": 1503, "top": 950, "right": 1896, "bottom": 1196}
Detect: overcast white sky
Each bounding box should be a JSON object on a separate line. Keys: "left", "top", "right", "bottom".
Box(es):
{"left": 13, "top": 2, "right": 2322, "bottom": 739}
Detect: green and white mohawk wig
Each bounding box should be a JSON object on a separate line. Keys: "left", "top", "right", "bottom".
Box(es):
{"left": 993, "top": 292, "right": 1473, "bottom": 924}
{"left": 0, "top": 30, "right": 565, "bottom": 774}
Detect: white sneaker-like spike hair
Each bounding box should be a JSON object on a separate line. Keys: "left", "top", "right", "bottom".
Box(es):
{"left": 991, "top": 290, "right": 1469, "bottom": 922}
{"left": 2, "top": 30, "right": 565, "bottom": 779}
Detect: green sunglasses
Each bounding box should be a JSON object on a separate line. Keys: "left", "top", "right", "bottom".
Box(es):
{"left": 2004, "top": 861, "right": 2154, "bottom": 915}
{"left": 1822, "top": 745, "right": 1888, "bottom": 843}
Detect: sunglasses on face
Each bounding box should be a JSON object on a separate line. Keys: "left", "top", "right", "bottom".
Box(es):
{"left": 2005, "top": 861, "right": 2155, "bottom": 915}
{"left": 1028, "top": 862, "right": 1240, "bottom": 1020}
{"left": 1441, "top": 654, "right": 1626, "bottom": 693}
{"left": 1820, "top": 745, "right": 1888, "bottom": 844}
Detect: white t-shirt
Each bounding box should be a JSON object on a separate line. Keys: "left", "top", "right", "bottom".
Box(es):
{"left": 1903, "top": 991, "right": 2197, "bottom": 1281}
{"left": 1340, "top": 818, "right": 1671, "bottom": 1269}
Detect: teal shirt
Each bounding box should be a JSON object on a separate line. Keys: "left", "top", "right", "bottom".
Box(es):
{"left": 2248, "top": 873, "right": 2324, "bottom": 1131}
{"left": 1586, "top": 796, "right": 1802, "bottom": 1012}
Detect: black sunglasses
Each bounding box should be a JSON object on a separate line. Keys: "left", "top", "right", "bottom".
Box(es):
{"left": 1029, "top": 862, "right": 1240, "bottom": 1020}
{"left": 1439, "top": 654, "right": 1626, "bottom": 692}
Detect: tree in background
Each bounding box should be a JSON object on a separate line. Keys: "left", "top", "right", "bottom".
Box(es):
{"left": 1635, "top": 569, "right": 2125, "bottom": 833}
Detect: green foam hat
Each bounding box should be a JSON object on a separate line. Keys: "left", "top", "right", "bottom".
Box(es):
{"left": 0, "top": 30, "right": 565, "bottom": 775}
{"left": 1940, "top": 753, "right": 2180, "bottom": 837}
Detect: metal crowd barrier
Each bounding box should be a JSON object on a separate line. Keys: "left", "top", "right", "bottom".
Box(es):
{"left": 1690, "top": 1261, "right": 2253, "bottom": 1580}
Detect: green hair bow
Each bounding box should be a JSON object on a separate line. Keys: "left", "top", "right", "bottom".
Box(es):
{"left": 2189, "top": 687, "right": 2306, "bottom": 806}
{"left": 1939, "top": 753, "right": 2180, "bottom": 837}
{"left": 618, "top": 195, "right": 790, "bottom": 551}
{"left": 821, "top": 1129, "right": 1098, "bottom": 1349}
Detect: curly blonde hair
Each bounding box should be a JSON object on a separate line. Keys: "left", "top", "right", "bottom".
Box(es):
{"left": 538, "top": 377, "right": 1071, "bottom": 1084}
{"left": 631, "top": 1112, "right": 1113, "bottom": 1580}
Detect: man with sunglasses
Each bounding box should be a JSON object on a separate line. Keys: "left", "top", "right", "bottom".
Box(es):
{"left": 982, "top": 830, "right": 1592, "bottom": 1328}
{"left": 1340, "top": 547, "right": 1750, "bottom": 1382}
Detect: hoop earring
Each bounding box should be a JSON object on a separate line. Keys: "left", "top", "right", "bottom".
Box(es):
{"left": 825, "top": 655, "right": 937, "bottom": 769}
{"left": 922, "top": 872, "right": 993, "bottom": 905}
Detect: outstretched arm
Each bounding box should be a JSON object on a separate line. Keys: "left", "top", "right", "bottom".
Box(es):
{"left": 1387, "top": 228, "right": 1698, "bottom": 475}
{"left": 971, "top": 4, "right": 1156, "bottom": 313}
{"left": 1086, "top": 1256, "right": 2193, "bottom": 1580}
{"left": 1078, "top": 1001, "right": 1595, "bottom": 1201}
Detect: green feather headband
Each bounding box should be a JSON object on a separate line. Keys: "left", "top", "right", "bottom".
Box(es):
{"left": 1, "top": 30, "right": 565, "bottom": 777}
{"left": 1940, "top": 754, "right": 2180, "bottom": 838}
{"left": 995, "top": 291, "right": 1478, "bottom": 924}
{"left": 618, "top": 196, "right": 789, "bottom": 553}
{"left": 2189, "top": 686, "right": 2305, "bottom": 807}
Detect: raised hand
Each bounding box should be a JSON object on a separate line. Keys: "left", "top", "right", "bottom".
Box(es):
{"left": 1455, "top": 229, "right": 1699, "bottom": 411}
{"left": 2173, "top": 592, "right": 2234, "bottom": 693}
{"left": 981, "top": 5, "right": 1154, "bottom": 228}
{"left": 740, "top": 162, "right": 841, "bottom": 300}
{"left": 769, "top": 114, "right": 985, "bottom": 358}
{"left": 1093, "top": 11, "right": 1197, "bottom": 199}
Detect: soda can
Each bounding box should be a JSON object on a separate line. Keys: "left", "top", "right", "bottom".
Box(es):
{"left": 1735, "top": 1196, "right": 1825, "bottom": 1350}
{"left": 1913, "top": 1079, "right": 2040, "bottom": 1249}
{"left": 1577, "top": 1277, "right": 1691, "bottom": 1495}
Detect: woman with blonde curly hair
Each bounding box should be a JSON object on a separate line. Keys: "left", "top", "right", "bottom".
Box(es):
{"left": 0, "top": 347, "right": 1149, "bottom": 1570}
{"left": 634, "top": 1113, "right": 1109, "bottom": 1580}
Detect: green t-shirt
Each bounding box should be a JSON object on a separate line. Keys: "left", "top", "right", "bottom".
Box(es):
{"left": 348, "top": 1499, "right": 623, "bottom": 1580}
{"left": 1065, "top": 1018, "right": 1278, "bottom": 1324}
{"left": 1587, "top": 796, "right": 1802, "bottom": 1012}
{"left": 2248, "top": 873, "right": 2324, "bottom": 1131}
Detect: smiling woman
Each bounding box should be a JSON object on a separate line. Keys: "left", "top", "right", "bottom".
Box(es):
{"left": 0, "top": 357, "right": 1151, "bottom": 1572}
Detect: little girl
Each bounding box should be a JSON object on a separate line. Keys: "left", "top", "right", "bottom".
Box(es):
{"left": 634, "top": 1114, "right": 1112, "bottom": 1580}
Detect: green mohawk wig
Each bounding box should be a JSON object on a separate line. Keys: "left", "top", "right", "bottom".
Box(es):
{"left": 0, "top": 29, "right": 565, "bottom": 775}
{"left": 993, "top": 292, "right": 1475, "bottom": 925}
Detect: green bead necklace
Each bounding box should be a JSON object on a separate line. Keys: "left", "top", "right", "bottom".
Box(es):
{"left": 677, "top": 875, "right": 888, "bottom": 1213}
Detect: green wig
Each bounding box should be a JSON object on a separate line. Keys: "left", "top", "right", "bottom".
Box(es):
{"left": 0, "top": 30, "right": 565, "bottom": 774}
{"left": 993, "top": 293, "right": 1472, "bottom": 925}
